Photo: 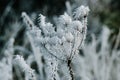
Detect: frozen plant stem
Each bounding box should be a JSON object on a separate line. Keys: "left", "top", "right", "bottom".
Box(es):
{"left": 67, "top": 59, "right": 74, "bottom": 80}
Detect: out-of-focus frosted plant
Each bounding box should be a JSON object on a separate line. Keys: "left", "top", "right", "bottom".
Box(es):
{"left": 73, "top": 0, "right": 111, "bottom": 12}
{"left": 71, "top": 26, "right": 120, "bottom": 80}
{"left": 65, "top": 1, "right": 72, "bottom": 17}
{"left": 13, "top": 55, "right": 36, "bottom": 80}
{"left": 0, "top": 58, "right": 12, "bottom": 80}
{"left": 21, "top": 5, "right": 89, "bottom": 80}
{"left": 0, "top": 37, "right": 14, "bottom": 80}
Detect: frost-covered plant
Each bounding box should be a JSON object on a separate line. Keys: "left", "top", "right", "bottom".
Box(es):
{"left": 13, "top": 55, "right": 36, "bottom": 80}
{"left": 0, "top": 37, "right": 14, "bottom": 80}
{"left": 1, "top": 1, "right": 120, "bottom": 80}
{"left": 21, "top": 5, "right": 89, "bottom": 80}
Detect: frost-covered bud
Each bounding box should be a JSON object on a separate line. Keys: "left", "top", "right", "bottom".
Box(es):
{"left": 73, "top": 5, "right": 90, "bottom": 20}
{"left": 59, "top": 13, "right": 72, "bottom": 26}
{"left": 57, "top": 28, "right": 65, "bottom": 38}
{"left": 65, "top": 32, "right": 74, "bottom": 42}
{"left": 38, "top": 14, "right": 46, "bottom": 27}
{"left": 70, "top": 21, "right": 83, "bottom": 33}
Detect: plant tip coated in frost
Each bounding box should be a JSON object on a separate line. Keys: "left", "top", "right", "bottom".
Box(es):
{"left": 73, "top": 5, "right": 90, "bottom": 20}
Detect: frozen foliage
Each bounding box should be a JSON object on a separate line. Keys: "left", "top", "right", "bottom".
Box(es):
{"left": 0, "top": 1, "right": 120, "bottom": 80}
{"left": 21, "top": 5, "right": 89, "bottom": 80}
{"left": 22, "top": 5, "right": 90, "bottom": 61}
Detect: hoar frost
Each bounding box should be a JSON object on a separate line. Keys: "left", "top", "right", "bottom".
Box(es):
{"left": 22, "top": 5, "right": 89, "bottom": 80}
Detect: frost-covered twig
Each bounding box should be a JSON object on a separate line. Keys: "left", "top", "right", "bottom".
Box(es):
{"left": 22, "top": 12, "right": 44, "bottom": 79}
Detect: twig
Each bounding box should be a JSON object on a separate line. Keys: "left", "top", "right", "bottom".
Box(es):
{"left": 67, "top": 59, "right": 74, "bottom": 80}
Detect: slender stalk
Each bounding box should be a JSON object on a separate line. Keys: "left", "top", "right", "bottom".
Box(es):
{"left": 67, "top": 59, "right": 74, "bottom": 80}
